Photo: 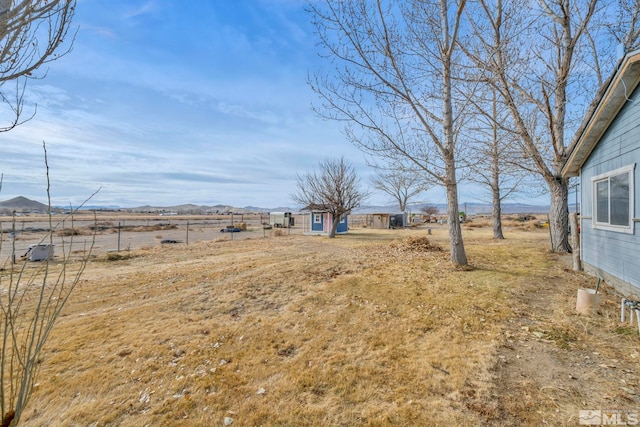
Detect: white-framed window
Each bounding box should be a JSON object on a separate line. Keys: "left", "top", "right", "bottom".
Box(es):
{"left": 591, "top": 164, "right": 635, "bottom": 233}
{"left": 313, "top": 213, "right": 322, "bottom": 223}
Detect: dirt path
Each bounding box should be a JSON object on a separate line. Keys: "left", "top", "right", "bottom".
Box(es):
{"left": 489, "top": 255, "right": 640, "bottom": 426}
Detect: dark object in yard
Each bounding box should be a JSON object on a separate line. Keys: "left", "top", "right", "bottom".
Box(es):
{"left": 220, "top": 227, "right": 242, "bottom": 233}
{"left": 160, "top": 239, "right": 182, "bottom": 244}
{"left": 21, "top": 244, "right": 55, "bottom": 261}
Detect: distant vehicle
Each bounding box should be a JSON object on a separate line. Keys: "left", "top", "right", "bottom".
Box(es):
{"left": 269, "top": 212, "right": 294, "bottom": 228}
{"left": 220, "top": 227, "right": 242, "bottom": 233}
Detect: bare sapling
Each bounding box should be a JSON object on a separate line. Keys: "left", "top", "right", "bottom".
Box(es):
{"left": 0, "top": 143, "right": 98, "bottom": 426}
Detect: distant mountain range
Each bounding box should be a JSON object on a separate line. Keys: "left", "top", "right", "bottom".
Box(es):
{"left": 0, "top": 197, "right": 559, "bottom": 215}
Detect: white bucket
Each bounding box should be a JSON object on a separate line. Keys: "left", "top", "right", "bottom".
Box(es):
{"left": 576, "top": 288, "right": 600, "bottom": 315}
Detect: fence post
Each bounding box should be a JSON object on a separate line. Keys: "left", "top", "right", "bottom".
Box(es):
{"left": 117, "top": 221, "right": 121, "bottom": 252}
{"left": 570, "top": 212, "right": 581, "bottom": 271}
{"left": 186, "top": 221, "right": 190, "bottom": 245}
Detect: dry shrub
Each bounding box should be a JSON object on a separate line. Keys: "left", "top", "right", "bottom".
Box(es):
{"left": 130, "top": 224, "right": 178, "bottom": 232}
{"left": 88, "top": 223, "right": 178, "bottom": 233}
{"left": 391, "top": 236, "right": 442, "bottom": 252}
{"left": 273, "top": 229, "right": 285, "bottom": 237}
{"left": 56, "top": 227, "right": 89, "bottom": 237}
{"left": 96, "top": 221, "right": 116, "bottom": 227}
{"left": 105, "top": 251, "right": 135, "bottom": 261}
{"left": 465, "top": 220, "right": 491, "bottom": 229}
{"left": 88, "top": 222, "right": 115, "bottom": 231}
{"left": 503, "top": 219, "right": 545, "bottom": 231}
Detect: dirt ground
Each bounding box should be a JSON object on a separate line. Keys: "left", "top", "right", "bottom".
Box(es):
{"left": 491, "top": 263, "right": 640, "bottom": 426}
{"left": 2, "top": 218, "right": 639, "bottom": 426}
{"left": 444, "top": 225, "right": 639, "bottom": 425}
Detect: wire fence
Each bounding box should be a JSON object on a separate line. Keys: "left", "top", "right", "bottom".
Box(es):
{"left": 0, "top": 213, "right": 394, "bottom": 264}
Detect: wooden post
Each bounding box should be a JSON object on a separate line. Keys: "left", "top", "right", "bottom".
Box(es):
{"left": 570, "top": 212, "right": 581, "bottom": 271}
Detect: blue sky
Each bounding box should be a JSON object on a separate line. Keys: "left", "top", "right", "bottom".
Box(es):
{"left": 0, "top": 0, "right": 536, "bottom": 209}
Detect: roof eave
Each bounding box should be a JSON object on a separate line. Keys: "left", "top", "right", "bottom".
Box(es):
{"left": 563, "top": 49, "right": 640, "bottom": 177}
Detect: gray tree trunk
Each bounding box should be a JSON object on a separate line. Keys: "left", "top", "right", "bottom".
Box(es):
{"left": 548, "top": 177, "right": 570, "bottom": 252}
{"left": 445, "top": 153, "right": 467, "bottom": 265}
{"left": 328, "top": 215, "right": 340, "bottom": 238}
{"left": 492, "top": 185, "right": 504, "bottom": 239}
{"left": 491, "top": 126, "right": 504, "bottom": 239}
{"left": 442, "top": 31, "right": 468, "bottom": 267}
{"left": 446, "top": 183, "right": 467, "bottom": 265}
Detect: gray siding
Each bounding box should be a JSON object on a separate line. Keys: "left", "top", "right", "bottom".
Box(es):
{"left": 580, "top": 84, "right": 640, "bottom": 292}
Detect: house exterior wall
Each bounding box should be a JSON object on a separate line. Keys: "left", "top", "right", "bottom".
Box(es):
{"left": 580, "top": 84, "right": 640, "bottom": 294}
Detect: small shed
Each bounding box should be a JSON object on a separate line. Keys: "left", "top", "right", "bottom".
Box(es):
{"left": 302, "top": 210, "right": 348, "bottom": 235}
{"left": 269, "top": 212, "right": 295, "bottom": 228}
{"left": 367, "top": 213, "right": 408, "bottom": 229}
{"left": 562, "top": 48, "right": 640, "bottom": 296}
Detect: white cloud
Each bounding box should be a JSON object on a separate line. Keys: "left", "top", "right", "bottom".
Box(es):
{"left": 0, "top": 0, "right": 382, "bottom": 208}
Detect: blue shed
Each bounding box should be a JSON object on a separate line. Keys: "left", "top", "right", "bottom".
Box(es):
{"left": 303, "top": 210, "right": 348, "bottom": 235}
{"left": 563, "top": 49, "right": 640, "bottom": 296}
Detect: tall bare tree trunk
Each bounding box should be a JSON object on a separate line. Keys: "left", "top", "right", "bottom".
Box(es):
{"left": 548, "top": 176, "right": 570, "bottom": 252}
{"left": 492, "top": 185, "right": 504, "bottom": 239}
{"left": 445, "top": 155, "right": 467, "bottom": 265}
{"left": 442, "top": 28, "right": 468, "bottom": 266}
{"left": 328, "top": 216, "right": 340, "bottom": 238}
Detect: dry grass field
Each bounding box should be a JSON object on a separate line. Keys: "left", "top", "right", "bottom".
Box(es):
{"left": 3, "top": 221, "right": 639, "bottom": 426}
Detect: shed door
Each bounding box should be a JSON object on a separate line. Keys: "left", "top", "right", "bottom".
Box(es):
{"left": 311, "top": 213, "right": 324, "bottom": 231}
{"left": 336, "top": 216, "right": 348, "bottom": 233}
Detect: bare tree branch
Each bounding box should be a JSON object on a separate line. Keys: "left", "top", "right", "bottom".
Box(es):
{"left": 0, "top": 0, "right": 76, "bottom": 132}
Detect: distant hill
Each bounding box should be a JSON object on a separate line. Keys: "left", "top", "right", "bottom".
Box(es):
{"left": 0, "top": 197, "right": 553, "bottom": 216}
{"left": 127, "top": 203, "right": 257, "bottom": 215}
{"left": 0, "top": 196, "right": 60, "bottom": 214}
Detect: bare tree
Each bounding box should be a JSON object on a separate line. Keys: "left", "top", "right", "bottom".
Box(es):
{"left": 308, "top": 0, "right": 471, "bottom": 265}
{"left": 609, "top": 0, "right": 640, "bottom": 52}
{"left": 371, "top": 165, "right": 428, "bottom": 212}
{"left": 292, "top": 157, "right": 368, "bottom": 238}
{"left": 420, "top": 205, "right": 439, "bottom": 223}
{"left": 463, "top": 0, "right": 640, "bottom": 252}
{"left": 0, "top": 0, "right": 76, "bottom": 132}
{"left": 464, "top": 88, "right": 540, "bottom": 239}
{"left": 421, "top": 205, "right": 439, "bottom": 216}
{"left": 0, "top": 143, "right": 96, "bottom": 427}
